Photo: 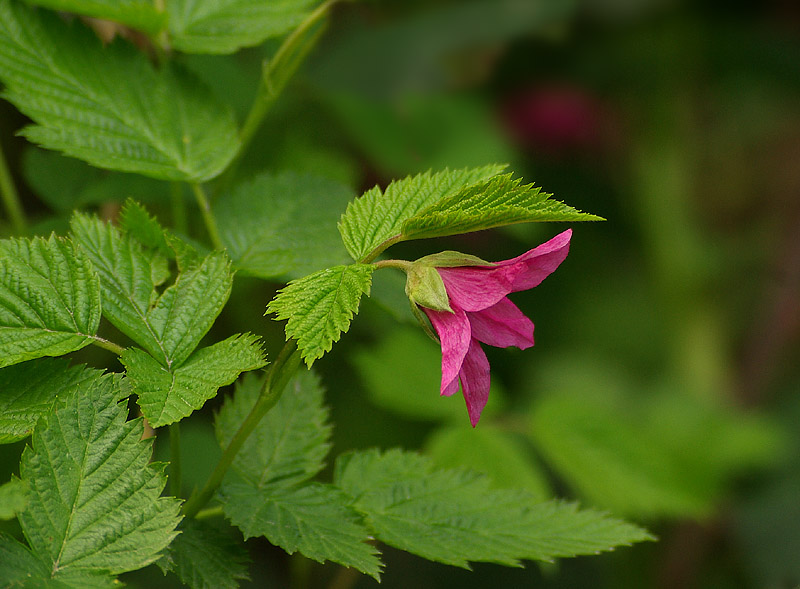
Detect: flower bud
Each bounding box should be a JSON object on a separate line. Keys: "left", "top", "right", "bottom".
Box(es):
{"left": 404, "top": 263, "right": 452, "bottom": 312}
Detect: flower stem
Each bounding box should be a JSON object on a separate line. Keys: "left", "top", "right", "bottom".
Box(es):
{"left": 0, "top": 139, "right": 26, "bottom": 234}
{"left": 191, "top": 182, "right": 224, "bottom": 250}
{"left": 217, "top": 0, "right": 338, "bottom": 192}
{"left": 182, "top": 339, "right": 301, "bottom": 518}
{"left": 169, "top": 423, "right": 182, "bottom": 497}
{"left": 90, "top": 336, "right": 126, "bottom": 356}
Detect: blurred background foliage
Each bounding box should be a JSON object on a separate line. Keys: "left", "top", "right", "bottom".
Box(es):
{"left": 1, "top": 0, "right": 799, "bottom": 587}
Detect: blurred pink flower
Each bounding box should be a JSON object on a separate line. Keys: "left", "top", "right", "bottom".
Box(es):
{"left": 416, "top": 230, "right": 572, "bottom": 426}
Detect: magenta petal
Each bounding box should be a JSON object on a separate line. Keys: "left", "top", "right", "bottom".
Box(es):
{"left": 423, "top": 306, "right": 471, "bottom": 395}
{"left": 442, "top": 376, "right": 460, "bottom": 397}
{"left": 497, "top": 229, "right": 572, "bottom": 292}
{"left": 437, "top": 265, "right": 516, "bottom": 312}
{"left": 460, "top": 339, "right": 491, "bottom": 427}
{"left": 468, "top": 297, "right": 534, "bottom": 350}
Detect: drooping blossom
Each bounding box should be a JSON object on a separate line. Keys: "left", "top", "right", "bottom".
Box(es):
{"left": 405, "top": 229, "right": 572, "bottom": 426}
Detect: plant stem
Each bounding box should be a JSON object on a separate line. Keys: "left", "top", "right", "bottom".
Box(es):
{"left": 182, "top": 339, "right": 301, "bottom": 518}
{"left": 169, "top": 423, "right": 182, "bottom": 497}
{"left": 0, "top": 139, "right": 26, "bottom": 234}
{"left": 360, "top": 234, "right": 404, "bottom": 264}
{"left": 170, "top": 182, "right": 188, "bottom": 236}
{"left": 217, "top": 0, "right": 338, "bottom": 192}
{"left": 90, "top": 336, "right": 126, "bottom": 356}
{"left": 191, "top": 182, "right": 224, "bottom": 250}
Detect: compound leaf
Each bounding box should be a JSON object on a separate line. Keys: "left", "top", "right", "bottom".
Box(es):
{"left": 216, "top": 372, "right": 381, "bottom": 578}
{"left": 0, "top": 1, "right": 239, "bottom": 181}
{"left": 17, "top": 373, "right": 182, "bottom": 577}
{"left": 267, "top": 264, "right": 374, "bottom": 366}
{"left": 338, "top": 165, "right": 504, "bottom": 262}
{"left": 0, "top": 235, "right": 101, "bottom": 368}
{"left": 123, "top": 333, "right": 266, "bottom": 427}
{"left": 335, "top": 449, "right": 653, "bottom": 567}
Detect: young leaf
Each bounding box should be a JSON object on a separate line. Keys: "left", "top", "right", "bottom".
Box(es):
{"left": 338, "top": 165, "right": 505, "bottom": 262}
{"left": 267, "top": 264, "right": 375, "bottom": 366}
{"left": 0, "top": 478, "right": 28, "bottom": 520}
{"left": 216, "top": 172, "right": 354, "bottom": 279}
{"left": 21, "top": 0, "right": 166, "bottom": 33}
{"left": 402, "top": 174, "right": 603, "bottom": 240}
{"left": 17, "top": 373, "right": 182, "bottom": 578}
{"left": 0, "top": 1, "right": 239, "bottom": 181}
{"left": 119, "top": 199, "right": 172, "bottom": 257}
{"left": 123, "top": 333, "right": 267, "bottom": 427}
{"left": 159, "top": 519, "right": 250, "bottom": 589}
{"left": 167, "top": 0, "right": 319, "bottom": 54}
{"left": 0, "top": 235, "right": 101, "bottom": 368}
{"left": 335, "top": 448, "right": 653, "bottom": 567}
{"left": 0, "top": 359, "right": 105, "bottom": 443}
{"left": 216, "top": 371, "right": 382, "bottom": 578}
{"left": 71, "top": 214, "right": 233, "bottom": 368}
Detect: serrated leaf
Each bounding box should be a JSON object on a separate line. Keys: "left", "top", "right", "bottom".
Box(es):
{"left": 71, "top": 214, "right": 233, "bottom": 368}
{"left": 216, "top": 371, "right": 381, "bottom": 577}
{"left": 267, "top": 264, "right": 374, "bottom": 366}
{"left": 216, "top": 371, "right": 330, "bottom": 485}
{"left": 18, "top": 373, "right": 182, "bottom": 577}
{"left": 22, "top": 0, "right": 166, "bottom": 33}
{"left": 119, "top": 199, "right": 172, "bottom": 257}
{"left": 222, "top": 481, "right": 381, "bottom": 579}
{"left": 123, "top": 333, "right": 266, "bottom": 427}
{"left": 0, "top": 2, "right": 239, "bottom": 181}
{"left": 335, "top": 449, "right": 653, "bottom": 567}
{"left": 0, "top": 359, "right": 105, "bottom": 443}
{"left": 0, "top": 478, "right": 28, "bottom": 520}
{"left": 0, "top": 235, "right": 101, "bottom": 368}
{"left": 159, "top": 519, "right": 250, "bottom": 589}
{"left": 402, "top": 174, "right": 603, "bottom": 240}
{"left": 167, "top": 0, "right": 319, "bottom": 54}
{"left": 217, "top": 172, "right": 354, "bottom": 279}
{"left": 338, "top": 165, "right": 505, "bottom": 262}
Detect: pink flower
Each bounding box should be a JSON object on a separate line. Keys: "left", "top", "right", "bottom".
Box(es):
{"left": 413, "top": 229, "right": 572, "bottom": 426}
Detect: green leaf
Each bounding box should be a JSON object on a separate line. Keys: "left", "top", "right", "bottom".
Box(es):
{"left": 18, "top": 373, "right": 182, "bottom": 577}
{"left": 0, "top": 533, "right": 50, "bottom": 585}
{"left": 0, "top": 235, "right": 101, "bottom": 368}
{"left": 0, "top": 478, "right": 28, "bottom": 520}
{"left": 159, "top": 519, "right": 250, "bottom": 589}
{"left": 216, "top": 371, "right": 381, "bottom": 578}
{"left": 167, "top": 0, "right": 319, "bottom": 54}
{"left": 123, "top": 333, "right": 266, "bottom": 427}
{"left": 0, "top": 359, "right": 105, "bottom": 443}
{"left": 335, "top": 449, "right": 653, "bottom": 567}
{"left": 426, "top": 424, "right": 551, "bottom": 501}
{"left": 119, "top": 199, "right": 172, "bottom": 257}
{"left": 71, "top": 214, "right": 233, "bottom": 368}
{"left": 217, "top": 172, "right": 355, "bottom": 279}
{"left": 402, "top": 174, "right": 603, "bottom": 240}
{"left": 338, "top": 165, "right": 505, "bottom": 262}
{"left": 0, "top": 2, "right": 239, "bottom": 181}
{"left": 267, "top": 264, "right": 374, "bottom": 366}
{"left": 21, "top": 0, "right": 166, "bottom": 33}
{"left": 216, "top": 371, "right": 330, "bottom": 485}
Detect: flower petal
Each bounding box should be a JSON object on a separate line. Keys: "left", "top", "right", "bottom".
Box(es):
{"left": 423, "top": 305, "right": 471, "bottom": 395}
{"left": 496, "top": 229, "right": 572, "bottom": 292}
{"left": 460, "top": 339, "right": 491, "bottom": 427}
{"left": 468, "top": 297, "right": 534, "bottom": 350}
{"left": 437, "top": 265, "right": 516, "bottom": 312}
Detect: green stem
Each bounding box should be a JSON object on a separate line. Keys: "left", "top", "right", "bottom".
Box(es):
{"left": 90, "top": 336, "right": 126, "bottom": 356}
{"left": 182, "top": 340, "right": 302, "bottom": 518}
{"left": 0, "top": 139, "right": 26, "bottom": 234}
{"left": 217, "top": 0, "right": 338, "bottom": 191}
{"left": 373, "top": 258, "right": 412, "bottom": 272}
{"left": 191, "top": 182, "right": 224, "bottom": 250}
{"left": 169, "top": 423, "right": 182, "bottom": 497}
{"left": 195, "top": 506, "right": 224, "bottom": 520}
{"left": 170, "top": 182, "right": 188, "bottom": 236}
{"left": 360, "top": 234, "right": 404, "bottom": 264}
